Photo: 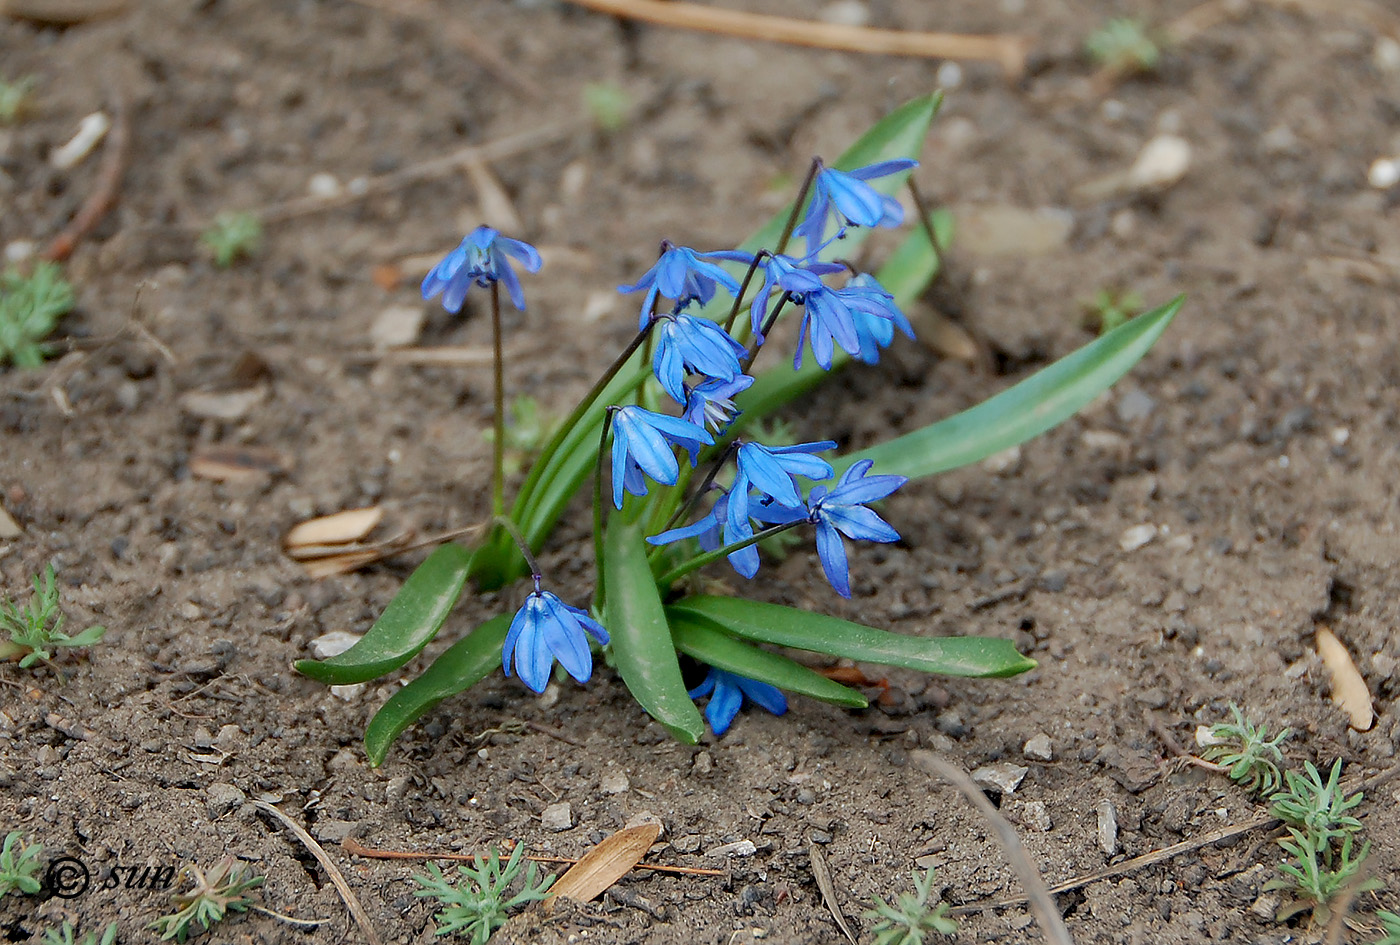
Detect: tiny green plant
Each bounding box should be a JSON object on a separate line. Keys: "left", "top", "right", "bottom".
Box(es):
{"left": 40, "top": 921, "right": 119, "bottom": 945}
{"left": 863, "top": 867, "right": 958, "bottom": 945}
{"left": 0, "top": 75, "right": 36, "bottom": 124}
{"left": 413, "top": 845, "right": 554, "bottom": 943}
{"left": 1271, "top": 759, "right": 1364, "bottom": 845}
{"left": 1202, "top": 703, "right": 1290, "bottom": 796}
{"left": 149, "top": 858, "right": 264, "bottom": 943}
{"left": 582, "top": 82, "right": 629, "bottom": 132}
{"left": 1265, "top": 829, "right": 1379, "bottom": 921}
{"left": 1374, "top": 910, "right": 1400, "bottom": 945}
{"left": 0, "top": 563, "right": 107, "bottom": 668}
{"left": 0, "top": 831, "right": 44, "bottom": 899}
{"left": 0, "top": 262, "right": 76, "bottom": 369}
{"left": 1085, "top": 17, "right": 1162, "bottom": 74}
{"left": 1083, "top": 287, "right": 1143, "bottom": 335}
{"left": 199, "top": 211, "right": 263, "bottom": 268}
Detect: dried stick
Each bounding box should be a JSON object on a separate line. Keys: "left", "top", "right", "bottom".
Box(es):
{"left": 253, "top": 801, "right": 384, "bottom": 945}
{"left": 41, "top": 99, "right": 129, "bottom": 262}
{"left": 561, "top": 0, "right": 1030, "bottom": 78}
{"left": 911, "top": 751, "right": 1075, "bottom": 945}
{"left": 0, "top": 0, "right": 128, "bottom": 25}
{"left": 341, "top": 837, "right": 725, "bottom": 877}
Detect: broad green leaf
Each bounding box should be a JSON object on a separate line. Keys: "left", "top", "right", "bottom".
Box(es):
{"left": 296, "top": 543, "right": 472, "bottom": 684}
{"left": 62, "top": 625, "right": 107, "bottom": 647}
{"left": 669, "top": 596, "right": 1035, "bottom": 677}
{"left": 363, "top": 614, "right": 510, "bottom": 766}
{"left": 839, "top": 296, "right": 1183, "bottom": 479}
{"left": 668, "top": 616, "right": 868, "bottom": 708}
{"left": 603, "top": 522, "right": 704, "bottom": 743}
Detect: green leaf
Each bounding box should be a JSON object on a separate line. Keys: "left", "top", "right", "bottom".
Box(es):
{"left": 60, "top": 624, "right": 106, "bottom": 647}
{"left": 363, "top": 614, "right": 510, "bottom": 766}
{"left": 839, "top": 296, "right": 1183, "bottom": 479}
{"left": 603, "top": 522, "right": 704, "bottom": 743}
{"left": 295, "top": 543, "right": 473, "bottom": 684}
{"left": 669, "top": 596, "right": 1035, "bottom": 677}
{"left": 668, "top": 615, "right": 868, "bottom": 708}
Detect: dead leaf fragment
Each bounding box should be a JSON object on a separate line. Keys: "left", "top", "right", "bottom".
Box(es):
{"left": 1316, "top": 625, "right": 1374, "bottom": 731}
{"left": 179, "top": 387, "right": 266, "bottom": 421}
{"left": 189, "top": 445, "right": 291, "bottom": 483}
{"left": 285, "top": 507, "right": 384, "bottom": 550}
{"left": 0, "top": 503, "right": 21, "bottom": 539}
{"left": 809, "top": 843, "right": 857, "bottom": 945}
{"left": 544, "top": 823, "right": 660, "bottom": 908}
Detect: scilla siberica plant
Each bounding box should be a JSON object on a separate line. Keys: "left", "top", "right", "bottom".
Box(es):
{"left": 298, "top": 95, "right": 1183, "bottom": 759}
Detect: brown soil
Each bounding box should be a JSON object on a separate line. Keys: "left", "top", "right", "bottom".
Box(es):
{"left": 3, "top": 1, "right": 1399, "bottom": 943}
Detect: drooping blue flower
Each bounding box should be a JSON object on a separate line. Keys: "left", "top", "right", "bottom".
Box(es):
{"left": 652, "top": 314, "right": 747, "bottom": 403}
{"left": 733, "top": 440, "right": 836, "bottom": 510}
{"left": 422, "top": 226, "right": 542, "bottom": 312}
{"left": 649, "top": 488, "right": 756, "bottom": 577}
{"left": 681, "top": 374, "right": 754, "bottom": 434}
{"left": 794, "top": 284, "right": 863, "bottom": 370}
{"left": 610, "top": 406, "right": 714, "bottom": 509}
{"left": 748, "top": 254, "right": 844, "bottom": 342}
{"left": 842, "top": 274, "right": 915, "bottom": 364}
{"left": 502, "top": 586, "right": 611, "bottom": 692}
{"left": 794, "top": 159, "right": 918, "bottom": 251}
{"left": 689, "top": 667, "right": 787, "bottom": 736}
{"left": 805, "top": 460, "right": 907, "bottom": 598}
{"left": 619, "top": 243, "right": 754, "bottom": 328}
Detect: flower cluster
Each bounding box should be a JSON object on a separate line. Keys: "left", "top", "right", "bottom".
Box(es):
{"left": 421, "top": 158, "right": 917, "bottom": 733}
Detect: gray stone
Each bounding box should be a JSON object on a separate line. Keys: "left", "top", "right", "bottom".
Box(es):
{"left": 204, "top": 782, "right": 246, "bottom": 819}
{"left": 1019, "top": 800, "right": 1052, "bottom": 831}
{"left": 600, "top": 771, "right": 630, "bottom": 795}
{"left": 971, "top": 762, "right": 1028, "bottom": 795}
{"left": 707, "top": 839, "right": 757, "bottom": 858}
{"left": 1097, "top": 799, "right": 1119, "bottom": 855}
{"left": 1023, "top": 734, "right": 1053, "bottom": 762}
{"left": 541, "top": 802, "right": 573, "bottom": 832}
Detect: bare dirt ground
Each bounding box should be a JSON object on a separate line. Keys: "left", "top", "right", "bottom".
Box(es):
{"left": 3, "top": 1, "right": 1400, "bottom": 942}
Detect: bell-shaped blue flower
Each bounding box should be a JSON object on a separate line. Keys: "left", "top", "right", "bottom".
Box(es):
{"left": 689, "top": 667, "right": 787, "bottom": 736}
{"left": 727, "top": 440, "right": 834, "bottom": 553}
{"left": 649, "top": 487, "right": 763, "bottom": 578}
{"left": 795, "top": 159, "right": 918, "bottom": 251}
{"left": 794, "top": 284, "right": 864, "bottom": 370}
{"left": 502, "top": 587, "right": 611, "bottom": 692}
{"left": 806, "top": 459, "right": 907, "bottom": 598}
{"left": 652, "top": 314, "right": 747, "bottom": 403}
{"left": 610, "top": 406, "right": 714, "bottom": 509}
{"left": 681, "top": 374, "right": 754, "bottom": 434}
{"left": 843, "top": 274, "right": 915, "bottom": 364}
{"left": 749, "top": 254, "right": 844, "bottom": 342}
{"left": 619, "top": 243, "right": 754, "bottom": 328}
{"left": 422, "top": 226, "right": 542, "bottom": 312}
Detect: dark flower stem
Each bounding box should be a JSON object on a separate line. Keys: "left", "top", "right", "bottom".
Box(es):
{"left": 490, "top": 281, "right": 506, "bottom": 518}
{"left": 722, "top": 250, "right": 770, "bottom": 336}
{"left": 493, "top": 515, "right": 541, "bottom": 580}
{"left": 650, "top": 440, "right": 740, "bottom": 550}
{"left": 656, "top": 520, "right": 804, "bottom": 587}
{"left": 592, "top": 408, "right": 617, "bottom": 610}
{"left": 743, "top": 292, "right": 793, "bottom": 367}
{"left": 906, "top": 176, "right": 945, "bottom": 261}
{"left": 774, "top": 157, "right": 822, "bottom": 256}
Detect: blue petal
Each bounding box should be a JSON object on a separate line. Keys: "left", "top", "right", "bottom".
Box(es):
{"left": 513, "top": 605, "right": 554, "bottom": 691}
{"left": 497, "top": 254, "right": 527, "bottom": 310}
{"left": 498, "top": 236, "right": 543, "bottom": 272}
{"left": 822, "top": 170, "right": 889, "bottom": 228}
{"left": 687, "top": 671, "right": 717, "bottom": 699}
{"left": 815, "top": 520, "right": 851, "bottom": 598}
{"left": 501, "top": 602, "right": 532, "bottom": 677}
{"left": 610, "top": 430, "right": 631, "bottom": 509}
{"left": 825, "top": 504, "right": 900, "bottom": 544}
{"left": 735, "top": 676, "right": 788, "bottom": 716}
{"left": 540, "top": 595, "right": 593, "bottom": 683}
{"left": 846, "top": 158, "right": 918, "bottom": 180}
{"left": 704, "top": 678, "right": 744, "bottom": 735}
{"left": 737, "top": 445, "right": 803, "bottom": 508}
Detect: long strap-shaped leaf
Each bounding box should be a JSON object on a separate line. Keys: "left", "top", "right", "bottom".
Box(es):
{"left": 838, "top": 296, "right": 1184, "bottom": 479}
{"left": 603, "top": 522, "right": 705, "bottom": 743}
{"left": 669, "top": 616, "right": 868, "bottom": 708}
{"left": 296, "top": 543, "right": 473, "bottom": 685}
{"left": 669, "top": 596, "right": 1035, "bottom": 677}
{"left": 363, "top": 613, "right": 511, "bottom": 766}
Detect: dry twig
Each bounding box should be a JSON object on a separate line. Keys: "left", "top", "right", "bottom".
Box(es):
{"left": 341, "top": 837, "right": 724, "bottom": 877}
{"left": 41, "top": 99, "right": 129, "bottom": 262}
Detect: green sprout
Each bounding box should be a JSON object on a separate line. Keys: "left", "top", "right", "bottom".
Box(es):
{"left": 0, "top": 262, "right": 76, "bottom": 369}
{"left": 863, "top": 868, "right": 958, "bottom": 945}
{"left": 412, "top": 845, "right": 554, "bottom": 943}
{"left": 1265, "top": 830, "right": 1380, "bottom": 921}
{"left": 482, "top": 396, "right": 550, "bottom": 476}
{"left": 0, "top": 563, "right": 107, "bottom": 669}
{"left": 0, "top": 75, "right": 36, "bottom": 124}
{"left": 149, "top": 858, "right": 264, "bottom": 943}
{"left": 40, "top": 921, "right": 119, "bottom": 945}
{"left": 1374, "top": 910, "right": 1400, "bottom": 945}
{"left": 582, "top": 82, "right": 630, "bottom": 133}
{"left": 1085, "top": 18, "right": 1162, "bottom": 74}
{"left": 1083, "top": 288, "right": 1144, "bottom": 336}
{"left": 1271, "top": 760, "right": 1364, "bottom": 845}
{"left": 0, "top": 831, "right": 44, "bottom": 899}
{"left": 1202, "top": 703, "right": 1290, "bottom": 796}
{"left": 199, "top": 211, "right": 263, "bottom": 268}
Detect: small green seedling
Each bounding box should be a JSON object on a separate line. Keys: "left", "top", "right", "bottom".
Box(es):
{"left": 1373, "top": 910, "right": 1400, "bottom": 945}
{"left": 863, "top": 868, "right": 958, "bottom": 945}
{"left": 0, "top": 75, "right": 36, "bottom": 124}
{"left": 582, "top": 82, "right": 629, "bottom": 132}
{"left": 1271, "top": 759, "right": 1364, "bottom": 845}
{"left": 0, "top": 262, "right": 76, "bottom": 369}
{"left": 1265, "top": 830, "right": 1380, "bottom": 922}
{"left": 1083, "top": 288, "right": 1144, "bottom": 336}
{"left": 1085, "top": 18, "right": 1162, "bottom": 74}
{"left": 1202, "top": 703, "right": 1290, "bottom": 796}
{"left": 149, "top": 858, "right": 264, "bottom": 943}
{"left": 0, "top": 831, "right": 44, "bottom": 899}
{"left": 199, "top": 211, "right": 263, "bottom": 268}
{"left": 40, "top": 921, "right": 119, "bottom": 945}
{"left": 413, "top": 845, "right": 554, "bottom": 943}
{"left": 0, "top": 563, "right": 106, "bottom": 668}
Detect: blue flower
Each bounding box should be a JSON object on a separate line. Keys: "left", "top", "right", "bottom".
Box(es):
{"left": 843, "top": 274, "right": 915, "bottom": 364}
{"left": 794, "top": 284, "right": 864, "bottom": 370}
{"left": 806, "top": 460, "right": 907, "bottom": 598}
{"left": 681, "top": 374, "right": 754, "bottom": 434}
{"left": 749, "top": 254, "right": 844, "bottom": 342}
{"left": 795, "top": 159, "right": 917, "bottom": 251}
{"left": 502, "top": 587, "right": 610, "bottom": 692}
{"left": 610, "top": 406, "right": 714, "bottom": 509}
{"left": 422, "top": 226, "right": 542, "bottom": 312}
{"left": 649, "top": 487, "right": 761, "bottom": 578}
{"left": 619, "top": 244, "right": 754, "bottom": 328}
{"left": 652, "top": 314, "right": 747, "bottom": 403}
{"left": 733, "top": 440, "right": 835, "bottom": 510}
{"left": 689, "top": 667, "right": 787, "bottom": 736}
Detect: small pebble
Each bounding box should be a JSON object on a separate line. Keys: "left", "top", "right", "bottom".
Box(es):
{"left": 692, "top": 751, "right": 714, "bottom": 776}
{"left": 1127, "top": 135, "right": 1192, "bottom": 191}
{"left": 674, "top": 834, "right": 702, "bottom": 854}
{"left": 1019, "top": 800, "right": 1052, "bottom": 831}
{"left": 1097, "top": 799, "right": 1120, "bottom": 855}
{"left": 541, "top": 802, "right": 573, "bottom": 831}
{"left": 310, "top": 630, "right": 362, "bottom": 660}
{"left": 971, "top": 762, "right": 1028, "bottom": 795}
{"left": 981, "top": 445, "right": 1022, "bottom": 475}
{"left": 1116, "top": 389, "right": 1156, "bottom": 423}
{"left": 1023, "top": 734, "right": 1053, "bottom": 762}
{"left": 308, "top": 172, "right": 342, "bottom": 198}
{"left": 1368, "top": 157, "right": 1400, "bottom": 190}
{"left": 1119, "top": 524, "right": 1158, "bottom": 552}
{"left": 935, "top": 711, "right": 967, "bottom": 739}
{"left": 330, "top": 683, "right": 366, "bottom": 701}
{"left": 707, "top": 839, "right": 757, "bottom": 858}
{"left": 600, "top": 771, "right": 630, "bottom": 795}
{"left": 204, "top": 782, "right": 246, "bottom": 819}
{"left": 817, "top": 0, "right": 868, "bottom": 26}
